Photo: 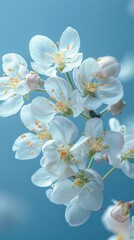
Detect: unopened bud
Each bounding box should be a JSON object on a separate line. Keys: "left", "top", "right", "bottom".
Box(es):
{"left": 25, "top": 72, "right": 43, "bottom": 90}
{"left": 108, "top": 100, "right": 126, "bottom": 115}
{"left": 111, "top": 202, "right": 130, "bottom": 223}
{"left": 97, "top": 56, "right": 121, "bottom": 79}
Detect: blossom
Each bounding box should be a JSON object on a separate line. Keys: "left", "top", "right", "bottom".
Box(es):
{"left": 12, "top": 103, "right": 51, "bottom": 160}
{"left": 0, "top": 53, "right": 42, "bottom": 117}
{"left": 46, "top": 168, "right": 103, "bottom": 212}
{"left": 73, "top": 58, "right": 123, "bottom": 110}
{"left": 30, "top": 77, "right": 83, "bottom": 122}
{"left": 102, "top": 202, "right": 134, "bottom": 240}
{"left": 40, "top": 116, "right": 80, "bottom": 178}
{"left": 71, "top": 117, "right": 124, "bottom": 163}
{"left": 29, "top": 27, "right": 83, "bottom": 77}
{"left": 108, "top": 134, "right": 134, "bottom": 179}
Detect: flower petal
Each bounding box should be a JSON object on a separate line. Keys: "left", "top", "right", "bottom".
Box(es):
{"left": 44, "top": 77, "right": 72, "bottom": 102}
{"left": 49, "top": 116, "right": 78, "bottom": 145}
{"left": 84, "top": 95, "right": 102, "bottom": 110}
{"left": 69, "top": 89, "right": 83, "bottom": 117}
{"left": 97, "top": 77, "right": 123, "bottom": 105}
{"left": 0, "top": 95, "right": 24, "bottom": 117}
{"left": 121, "top": 161, "right": 134, "bottom": 179}
{"left": 29, "top": 35, "right": 58, "bottom": 65}
{"left": 31, "top": 168, "right": 58, "bottom": 187}
{"left": 59, "top": 27, "right": 80, "bottom": 58}
{"left": 62, "top": 53, "right": 83, "bottom": 73}
{"left": 31, "top": 97, "right": 56, "bottom": 123}
{"left": 31, "top": 62, "right": 57, "bottom": 77}
{"left": 12, "top": 132, "right": 41, "bottom": 160}
{"left": 65, "top": 197, "right": 91, "bottom": 227}
{"left": 85, "top": 118, "right": 103, "bottom": 138}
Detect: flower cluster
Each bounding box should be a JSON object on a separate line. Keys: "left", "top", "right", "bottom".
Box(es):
{"left": 0, "top": 27, "right": 134, "bottom": 228}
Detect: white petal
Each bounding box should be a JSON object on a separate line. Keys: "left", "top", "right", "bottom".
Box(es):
{"left": 73, "top": 68, "right": 85, "bottom": 95}
{"left": 103, "top": 131, "right": 125, "bottom": 155}
{"left": 109, "top": 118, "right": 121, "bottom": 132}
{"left": 59, "top": 27, "right": 80, "bottom": 58}
{"left": 49, "top": 179, "right": 79, "bottom": 204}
{"left": 85, "top": 118, "right": 103, "bottom": 138}
{"left": 0, "top": 95, "right": 24, "bottom": 117}
{"left": 31, "top": 62, "right": 57, "bottom": 77}
{"left": 0, "top": 77, "right": 14, "bottom": 100}
{"left": 62, "top": 53, "right": 83, "bottom": 73}
{"left": 70, "top": 89, "right": 83, "bottom": 117}
{"left": 2, "top": 53, "right": 27, "bottom": 78}
{"left": 12, "top": 133, "right": 41, "bottom": 160}
{"left": 31, "top": 168, "right": 58, "bottom": 187}
{"left": 29, "top": 35, "right": 58, "bottom": 65}
{"left": 20, "top": 104, "right": 48, "bottom": 131}
{"left": 121, "top": 161, "right": 134, "bottom": 179}
{"left": 79, "top": 58, "right": 99, "bottom": 83}
{"left": 65, "top": 197, "right": 91, "bottom": 227}
{"left": 44, "top": 77, "right": 72, "bottom": 102}
{"left": 84, "top": 95, "right": 102, "bottom": 110}
{"left": 79, "top": 182, "right": 103, "bottom": 211}
{"left": 31, "top": 97, "right": 56, "bottom": 123}
{"left": 97, "top": 77, "right": 123, "bottom": 105}
{"left": 49, "top": 116, "right": 78, "bottom": 145}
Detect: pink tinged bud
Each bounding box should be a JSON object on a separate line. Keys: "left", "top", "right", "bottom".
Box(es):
{"left": 111, "top": 203, "right": 130, "bottom": 223}
{"left": 97, "top": 56, "right": 121, "bottom": 78}
{"left": 108, "top": 100, "right": 126, "bottom": 115}
{"left": 25, "top": 73, "right": 43, "bottom": 90}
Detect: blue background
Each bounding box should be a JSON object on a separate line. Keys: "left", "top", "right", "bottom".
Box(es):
{"left": 0, "top": 0, "right": 134, "bottom": 239}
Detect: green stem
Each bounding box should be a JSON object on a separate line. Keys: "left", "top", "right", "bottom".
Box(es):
{"left": 80, "top": 113, "right": 90, "bottom": 120}
{"left": 31, "top": 89, "right": 46, "bottom": 93}
{"left": 65, "top": 72, "right": 75, "bottom": 89}
{"left": 88, "top": 157, "right": 94, "bottom": 168}
{"left": 102, "top": 167, "right": 116, "bottom": 181}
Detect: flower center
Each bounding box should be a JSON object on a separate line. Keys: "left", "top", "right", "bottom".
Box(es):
{"left": 36, "top": 129, "right": 51, "bottom": 141}
{"left": 53, "top": 51, "right": 65, "bottom": 71}
{"left": 117, "top": 235, "right": 123, "bottom": 240}
{"left": 9, "top": 77, "right": 20, "bottom": 88}
{"left": 121, "top": 149, "right": 134, "bottom": 161}
{"left": 86, "top": 82, "right": 99, "bottom": 93}
{"left": 54, "top": 101, "right": 68, "bottom": 113}
{"left": 88, "top": 137, "right": 108, "bottom": 156}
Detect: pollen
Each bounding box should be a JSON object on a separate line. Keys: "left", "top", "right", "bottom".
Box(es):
{"left": 86, "top": 82, "right": 98, "bottom": 93}
{"left": 74, "top": 179, "right": 84, "bottom": 188}
{"left": 88, "top": 137, "right": 107, "bottom": 152}
{"left": 26, "top": 141, "right": 33, "bottom": 147}
{"left": 53, "top": 52, "right": 64, "bottom": 64}
{"left": 21, "top": 134, "right": 26, "bottom": 138}
{"left": 30, "top": 150, "right": 34, "bottom": 156}
{"left": 54, "top": 101, "right": 68, "bottom": 113}
{"left": 8, "top": 68, "right": 13, "bottom": 72}
{"left": 59, "top": 149, "right": 69, "bottom": 159}
{"left": 117, "top": 235, "right": 123, "bottom": 240}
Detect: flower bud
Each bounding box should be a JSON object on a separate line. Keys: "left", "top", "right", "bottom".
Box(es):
{"left": 97, "top": 56, "right": 121, "bottom": 78}
{"left": 25, "top": 72, "right": 43, "bottom": 90}
{"left": 108, "top": 100, "right": 126, "bottom": 115}
{"left": 111, "top": 202, "right": 130, "bottom": 223}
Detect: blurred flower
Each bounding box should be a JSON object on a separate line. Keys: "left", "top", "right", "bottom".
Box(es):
{"left": 119, "top": 53, "right": 134, "bottom": 82}
{"left": 97, "top": 56, "right": 121, "bottom": 78}
{"left": 127, "top": 0, "right": 134, "bottom": 17}
{"left": 108, "top": 100, "right": 126, "bottom": 116}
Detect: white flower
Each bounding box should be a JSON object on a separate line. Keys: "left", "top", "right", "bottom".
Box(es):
{"left": 73, "top": 58, "right": 123, "bottom": 110}
{"left": 0, "top": 53, "right": 42, "bottom": 117}
{"left": 102, "top": 204, "right": 131, "bottom": 234}
{"left": 71, "top": 118, "right": 124, "bottom": 163}
{"left": 40, "top": 116, "right": 79, "bottom": 178}
{"left": 30, "top": 77, "right": 83, "bottom": 122}
{"left": 29, "top": 27, "right": 83, "bottom": 76}
{"left": 97, "top": 56, "right": 121, "bottom": 79}
{"left": 108, "top": 134, "right": 134, "bottom": 179}
{"left": 12, "top": 103, "right": 51, "bottom": 160}
{"left": 46, "top": 168, "right": 103, "bottom": 211}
